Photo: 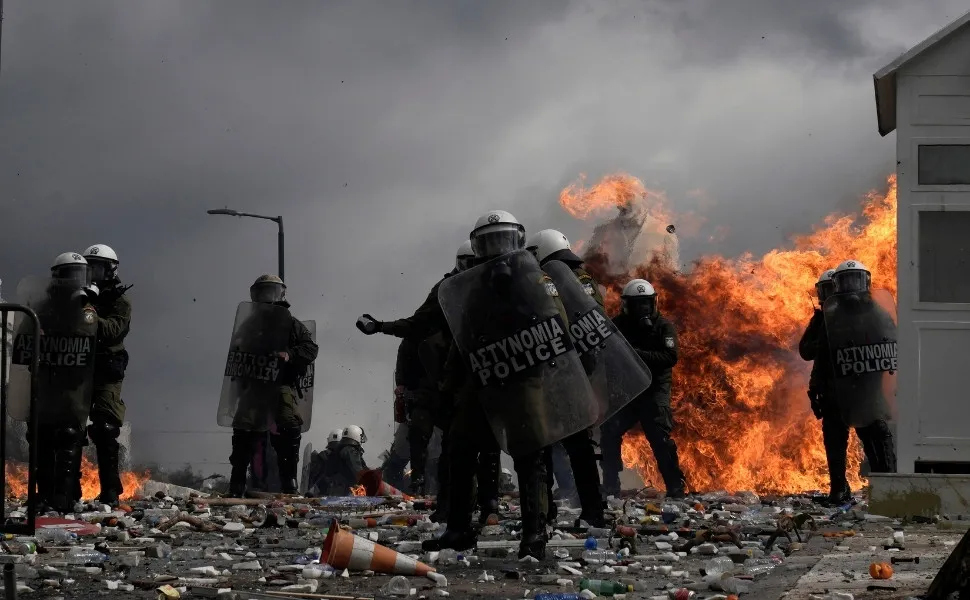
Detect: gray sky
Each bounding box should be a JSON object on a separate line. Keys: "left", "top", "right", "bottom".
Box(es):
{"left": 1, "top": 0, "right": 965, "bottom": 472}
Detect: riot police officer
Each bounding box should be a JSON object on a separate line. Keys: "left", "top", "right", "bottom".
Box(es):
{"left": 80, "top": 244, "right": 132, "bottom": 505}
{"left": 799, "top": 268, "right": 851, "bottom": 504}
{"left": 427, "top": 210, "right": 590, "bottom": 560}
{"left": 527, "top": 229, "right": 605, "bottom": 526}
{"left": 308, "top": 428, "right": 343, "bottom": 495}
{"left": 821, "top": 260, "right": 897, "bottom": 475}
{"left": 328, "top": 425, "right": 368, "bottom": 495}
{"left": 226, "top": 275, "right": 319, "bottom": 496}
{"left": 601, "top": 279, "right": 687, "bottom": 498}
{"left": 28, "top": 253, "right": 99, "bottom": 512}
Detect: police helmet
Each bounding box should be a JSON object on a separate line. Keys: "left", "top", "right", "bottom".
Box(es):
{"left": 250, "top": 274, "right": 286, "bottom": 303}
{"left": 469, "top": 210, "right": 526, "bottom": 259}
{"left": 342, "top": 425, "right": 367, "bottom": 444}
{"left": 832, "top": 260, "right": 871, "bottom": 294}
{"left": 82, "top": 244, "right": 120, "bottom": 283}
{"left": 327, "top": 428, "right": 343, "bottom": 444}
{"left": 815, "top": 268, "right": 837, "bottom": 303}
{"left": 51, "top": 252, "right": 90, "bottom": 287}
{"left": 455, "top": 240, "right": 475, "bottom": 272}
{"left": 621, "top": 278, "right": 658, "bottom": 318}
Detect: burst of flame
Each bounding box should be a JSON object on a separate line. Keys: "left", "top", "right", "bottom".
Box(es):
{"left": 560, "top": 172, "right": 897, "bottom": 494}
{"left": 5, "top": 457, "right": 151, "bottom": 501}
{"left": 350, "top": 484, "right": 366, "bottom": 497}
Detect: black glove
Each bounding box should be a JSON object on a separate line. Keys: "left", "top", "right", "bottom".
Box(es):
{"left": 356, "top": 314, "right": 382, "bottom": 335}
{"left": 807, "top": 389, "right": 824, "bottom": 420}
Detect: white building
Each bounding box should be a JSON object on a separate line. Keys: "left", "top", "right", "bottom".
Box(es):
{"left": 874, "top": 9, "right": 970, "bottom": 474}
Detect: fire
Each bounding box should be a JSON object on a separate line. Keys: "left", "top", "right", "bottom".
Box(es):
{"left": 560, "top": 172, "right": 897, "bottom": 495}
{"left": 350, "top": 485, "right": 366, "bottom": 497}
{"left": 5, "top": 457, "right": 151, "bottom": 501}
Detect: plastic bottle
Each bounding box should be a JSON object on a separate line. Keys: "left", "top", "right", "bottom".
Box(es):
{"left": 379, "top": 575, "right": 410, "bottom": 597}
{"left": 66, "top": 547, "right": 108, "bottom": 564}
{"left": 704, "top": 556, "right": 736, "bottom": 577}
{"left": 584, "top": 536, "right": 597, "bottom": 550}
{"left": 534, "top": 594, "right": 581, "bottom": 600}
{"left": 744, "top": 557, "right": 779, "bottom": 576}
{"left": 581, "top": 549, "right": 616, "bottom": 563}
{"left": 579, "top": 578, "right": 633, "bottom": 596}
{"left": 35, "top": 528, "right": 77, "bottom": 544}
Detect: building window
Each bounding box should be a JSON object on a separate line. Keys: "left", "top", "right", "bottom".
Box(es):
{"left": 918, "top": 145, "right": 970, "bottom": 185}
{"left": 919, "top": 210, "right": 970, "bottom": 303}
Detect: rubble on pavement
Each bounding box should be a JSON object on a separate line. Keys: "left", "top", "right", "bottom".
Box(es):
{"left": 0, "top": 484, "right": 964, "bottom": 599}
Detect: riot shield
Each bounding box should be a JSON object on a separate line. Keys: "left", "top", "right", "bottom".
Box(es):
{"left": 299, "top": 442, "right": 313, "bottom": 494}
{"left": 288, "top": 319, "right": 316, "bottom": 433}
{"left": 437, "top": 249, "right": 598, "bottom": 456}
{"left": 543, "top": 260, "right": 653, "bottom": 426}
{"left": 217, "top": 302, "right": 292, "bottom": 432}
{"left": 823, "top": 289, "right": 898, "bottom": 428}
{"left": 8, "top": 276, "right": 97, "bottom": 426}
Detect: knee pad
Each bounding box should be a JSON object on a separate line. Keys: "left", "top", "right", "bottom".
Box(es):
{"left": 57, "top": 426, "right": 83, "bottom": 445}
{"left": 88, "top": 421, "right": 121, "bottom": 445}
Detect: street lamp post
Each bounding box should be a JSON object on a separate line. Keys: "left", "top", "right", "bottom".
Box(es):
{"left": 207, "top": 208, "right": 285, "bottom": 281}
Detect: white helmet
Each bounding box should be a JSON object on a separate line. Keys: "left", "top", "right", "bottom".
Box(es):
{"left": 832, "top": 259, "right": 871, "bottom": 294}
{"left": 455, "top": 239, "right": 475, "bottom": 272}
{"left": 82, "top": 244, "right": 120, "bottom": 284}
{"left": 250, "top": 274, "right": 286, "bottom": 303}
{"left": 501, "top": 468, "right": 512, "bottom": 476}
{"left": 342, "top": 425, "right": 367, "bottom": 444}
{"left": 526, "top": 229, "right": 576, "bottom": 264}
{"left": 621, "top": 278, "right": 658, "bottom": 319}
{"left": 470, "top": 210, "right": 526, "bottom": 259}
{"left": 327, "top": 428, "right": 343, "bottom": 444}
{"left": 51, "top": 252, "right": 90, "bottom": 286}
{"left": 815, "top": 268, "right": 837, "bottom": 303}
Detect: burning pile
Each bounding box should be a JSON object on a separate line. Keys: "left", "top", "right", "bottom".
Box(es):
{"left": 5, "top": 457, "right": 150, "bottom": 501}
{"left": 560, "top": 173, "right": 897, "bottom": 495}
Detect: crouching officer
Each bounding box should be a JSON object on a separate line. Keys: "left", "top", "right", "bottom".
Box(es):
{"left": 81, "top": 244, "right": 132, "bottom": 505}
{"left": 601, "top": 279, "right": 686, "bottom": 498}
{"left": 328, "top": 425, "right": 368, "bottom": 496}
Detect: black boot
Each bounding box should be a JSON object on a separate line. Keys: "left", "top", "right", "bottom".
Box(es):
{"left": 35, "top": 429, "right": 57, "bottom": 511}
{"left": 271, "top": 429, "right": 301, "bottom": 494}
{"left": 89, "top": 422, "right": 123, "bottom": 505}
{"left": 229, "top": 429, "right": 257, "bottom": 498}
{"left": 52, "top": 426, "right": 83, "bottom": 513}
{"left": 515, "top": 452, "right": 548, "bottom": 560}
{"left": 476, "top": 449, "right": 500, "bottom": 524}
{"left": 564, "top": 431, "right": 606, "bottom": 526}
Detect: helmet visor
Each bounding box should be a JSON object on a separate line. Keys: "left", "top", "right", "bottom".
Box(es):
{"left": 456, "top": 255, "right": 475, "bottom": 272}
{"left": 623, "top": 295, "right": 656, "bottom": 318}
{"left": 816, "top": 280, "right": 836, "bottom": 303}
{"left": 250, "top": 282, "right": 285, "bottom": 303}
{"left": 471, "top": 224, "right": 525, "bottom": 258}
{"left": 52, "top": 264, "right": 90, "bottom": 288}
{"left": 87, "top": 258, "right": 115, "bottom": 283}
{"left": 835, "top": 271, "right": 870, "bottom": 294}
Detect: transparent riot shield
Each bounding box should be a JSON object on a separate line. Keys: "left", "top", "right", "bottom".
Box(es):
{"left": 289, "top": 319, "right": 316, "bottom": 433}
{"left": 543, "top": 260, "right": 652, "bottom": 426}
{"left": 437, "top": 249, "right": 598, "bottom": 456}
{"left": 823, "top": 289, "right": 898, "bottom": 428}
{"left": 0, "top": 298, "right": 41, "bottom": 534}
{"left": 217, "top": 302, "right": 292, "bottom": 432}
{"left": 299, "top": 442, "right": 314, "bottom": 494}
{"left": 8, "top": 276, "right": 98, "bottom": 427}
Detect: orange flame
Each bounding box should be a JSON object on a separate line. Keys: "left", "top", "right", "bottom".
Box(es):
{"left": 560, "top": 172, "right": 897, "bottom": 494}
{"left": 5, "top": 457, "right": 151, "bottom": 501}
{"left": 350, "top": 484, "right": 366, "bottom": 497}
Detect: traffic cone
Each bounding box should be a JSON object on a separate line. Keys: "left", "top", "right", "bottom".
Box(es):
{"left": 358, "top": 469, "right": 413, "bottom": 500}
{"left": 322, "top": 519, "right": 434, "bottom": 575}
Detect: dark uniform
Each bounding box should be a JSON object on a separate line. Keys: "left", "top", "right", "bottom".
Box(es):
{"left": 229, "top": 311, "right": 319, "bottom": 496}
{"left": 801, "top": 309, "right": 896, "bottom": 495}
{"left": 86, "top": 281, "right": 132, "bottom": 503}
{"left": 308, "top": 439, "right": 340, "bottom": 495}
{"left": 369, "top": 273, "right": 485, "bottom": 509}
{"left": 799, "top": 309, "right": 850, "bottom": 502}
{"left": 327, "top": 437, "right": 368, "bottom": 496}
{"left": 540, "top": 261, "right": 606, "bottom": 527}
{"left": 601, "top": 312, "right": 686, "bottom": 497}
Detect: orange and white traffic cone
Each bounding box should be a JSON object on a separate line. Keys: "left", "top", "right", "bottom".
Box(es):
{"left": 358, "top": 469, "right": 413, "bottom": 500}
{"left": 322, "top": 519, "right": 434, "bottom": 575}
